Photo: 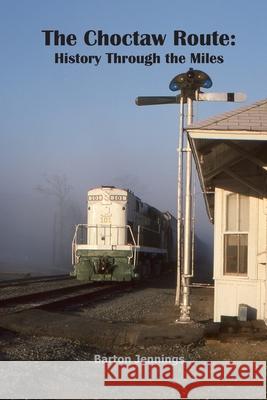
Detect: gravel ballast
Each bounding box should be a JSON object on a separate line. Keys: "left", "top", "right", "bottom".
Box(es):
{"left": 0, "top": 272, "right": 267, "bottom": 361}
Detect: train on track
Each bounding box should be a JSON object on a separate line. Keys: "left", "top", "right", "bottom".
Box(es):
{"left": 72, "top": 186, "right": 176, "bottom": 281}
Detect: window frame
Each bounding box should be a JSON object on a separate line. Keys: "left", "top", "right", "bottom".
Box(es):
{"left": 223, "top": 193, "right": 249, "bottom": 276}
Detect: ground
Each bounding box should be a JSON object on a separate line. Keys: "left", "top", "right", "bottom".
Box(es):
{"left": 0, "top": 271, "right": 267, "bottom": 361}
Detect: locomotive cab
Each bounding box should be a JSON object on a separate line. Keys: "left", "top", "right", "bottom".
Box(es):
{"left": 87, "top": 187, "right": 128, "bottom": 246}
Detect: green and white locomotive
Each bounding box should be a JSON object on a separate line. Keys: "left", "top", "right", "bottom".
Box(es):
{"left": 72, "top": 186, "right": 176, "bottom": 281}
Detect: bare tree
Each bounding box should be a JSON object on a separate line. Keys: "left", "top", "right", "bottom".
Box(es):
{"left": 35, "top": 175, "right": 72, "bottom": 268}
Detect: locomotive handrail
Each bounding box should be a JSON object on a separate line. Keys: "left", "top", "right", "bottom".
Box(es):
{"left": 72, "top": 224, "right": 80, "bottom": 265}
{"left": 72, "top": 224, "right": 137, "bottom": 265}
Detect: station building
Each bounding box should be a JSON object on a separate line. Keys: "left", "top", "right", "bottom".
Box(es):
{"left": 187, "top": 99, "right": 267, "bottom": 322}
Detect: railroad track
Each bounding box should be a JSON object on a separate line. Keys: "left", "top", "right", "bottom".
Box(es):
{"left": 0, "top": 281, "right": 134, "bottom": 314}
{"left": 0, "top": 274, "right": 71, "bottom": 289}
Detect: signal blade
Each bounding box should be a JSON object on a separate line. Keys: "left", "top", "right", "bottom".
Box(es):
{"left": 135, "top": 96, "right": 181, "bottom": 106}
{"left": 198, "top": 92, "right": 246, "bottom": 102}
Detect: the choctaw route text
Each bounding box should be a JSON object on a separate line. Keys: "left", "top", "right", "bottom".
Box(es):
{"left": 42, "top": 29, "right": 235, "bottom": 66}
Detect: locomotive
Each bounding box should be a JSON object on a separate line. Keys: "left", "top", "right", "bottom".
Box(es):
{"left": 72, "top": 186, "right": 176, "bottom": 281}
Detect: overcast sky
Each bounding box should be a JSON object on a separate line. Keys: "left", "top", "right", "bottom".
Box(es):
{"left": 0, "top": 0, "right": 267, "bottom": 270}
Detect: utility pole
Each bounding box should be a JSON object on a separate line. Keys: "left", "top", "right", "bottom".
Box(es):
{"left": 180, "top": 95, "right": 193, "bottom": 321}
{"left": 136, "top": 68, "right": 246, "bottom": 322}
{"left": 176, "top": 96, "right": 184, "bottom": 307}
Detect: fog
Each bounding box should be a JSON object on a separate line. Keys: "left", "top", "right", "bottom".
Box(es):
{"left": 4, "top": 0, "right": 267, "bottom": 278}
{"left": 0, "top": 176, "right": 83, "bottom": 274}
{"left": 0, "top": 167, "right": 213, "bottom": 280}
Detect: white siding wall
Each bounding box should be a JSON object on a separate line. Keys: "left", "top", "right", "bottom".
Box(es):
{"left": 214, "top": 188, "right": 267, "bottom": 322}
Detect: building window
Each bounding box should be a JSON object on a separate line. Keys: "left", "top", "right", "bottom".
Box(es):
{"left": 224, "top": 193, "right": 249, "bottom": 275}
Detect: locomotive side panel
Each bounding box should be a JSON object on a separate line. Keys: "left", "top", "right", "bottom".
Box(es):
{"left": 163, "top": 212, "right": 177, "bottom": 263}
{"left": 127, "top": 192, "right": 163, "bottom": 248}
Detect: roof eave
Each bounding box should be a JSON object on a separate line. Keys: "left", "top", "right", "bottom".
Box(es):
{"left": 189, "top": 136, "right": 213, "bottom": 223}
{"left": 188, "top": 129, "right": 267, "bottom": 141}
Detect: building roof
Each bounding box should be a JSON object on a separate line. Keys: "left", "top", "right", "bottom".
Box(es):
{"left": 186, "top": 98, "right": 267, "bottom": 222}
{"left": 188, "top": 98, "right": 267, "bottom": 132}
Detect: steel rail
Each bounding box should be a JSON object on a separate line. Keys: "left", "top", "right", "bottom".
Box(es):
{"left": 0, "top": 281, "right": 134, "bottom": 313}
{"left": 0, "top": 274, "right": 71, "bottom": 289}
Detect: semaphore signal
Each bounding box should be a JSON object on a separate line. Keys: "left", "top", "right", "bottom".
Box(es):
{"left": 136, "top": 68, "right": 246, "bottom": 322}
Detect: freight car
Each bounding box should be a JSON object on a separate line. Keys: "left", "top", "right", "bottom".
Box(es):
{"left": 72, "top": 186, "right": 176, "bottom": 281}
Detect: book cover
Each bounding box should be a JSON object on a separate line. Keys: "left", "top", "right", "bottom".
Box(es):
{"left": 0, "top": 0, "right": 267, "bottom": 398}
